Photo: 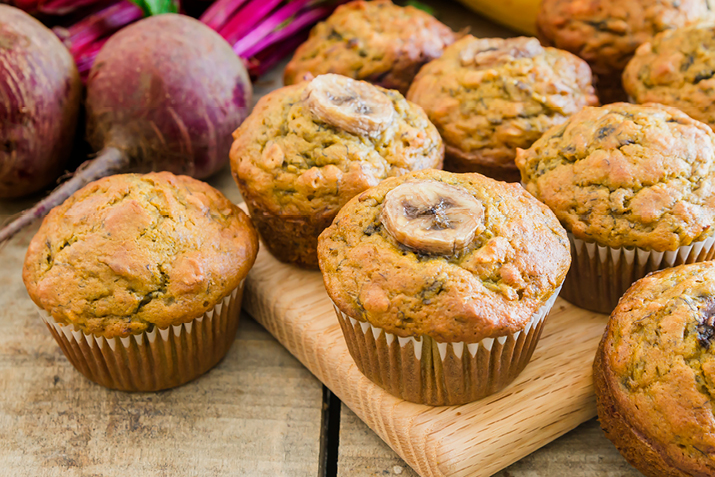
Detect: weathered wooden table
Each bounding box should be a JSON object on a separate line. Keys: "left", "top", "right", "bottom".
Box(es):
{"left": 0, "top": 2, "right": 645, "bottom": 475}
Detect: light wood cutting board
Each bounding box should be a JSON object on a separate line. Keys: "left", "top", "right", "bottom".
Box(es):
{"left": 242, "top": 236, "right": 610, "bottom": 477}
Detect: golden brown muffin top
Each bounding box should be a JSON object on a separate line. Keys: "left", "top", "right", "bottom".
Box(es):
{"left": 517, "top": 102, "right": 715, "bottom": 251}
{"left": 283, "top": 0, "right": 455, "bottom": 95}
{"left": 537, "top": 0, "right": 712, "bottom": 78}
{"left": 23, "top": 172, "right": 259, "bottom": 338}
{"left": 624, "top": 22, "right": 715, "bottom": 131}
{"left": 231, "top": 74, "right": 443, "bottom": 218}
{"left": 407, "top": 35, "right": 598, "bottom": 171}
{"left": 600, "top": 262, "right": 715, "bottom": 475}
{"left": 318, "top": 169, "right": 570, "bottom": 343}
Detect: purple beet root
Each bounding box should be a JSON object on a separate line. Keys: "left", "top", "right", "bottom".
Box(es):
{"left": 0, "top": 14, "right": 252, "bottom": 243}
{"left": 0, "top": 5, "right": 82, "bottom": 199}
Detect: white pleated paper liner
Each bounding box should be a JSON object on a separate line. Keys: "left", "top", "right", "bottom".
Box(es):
{"left": 562, "top": 233, "right": 715, "bottom": 314}
{"left": 332, "top": 286, "right": 561, "bottom": 406}
{"left": 36, "top": 280, "right": 245, "bottom": 392}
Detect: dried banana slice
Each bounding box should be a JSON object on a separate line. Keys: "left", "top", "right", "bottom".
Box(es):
{"left": 459, "top": 37, "right": 544, "bottom": 67}
{"left": 381, "top": 180, "right": 485, "bottom": 255}
{"left": 304, "top": 74, "right": 395, "bottom": 137}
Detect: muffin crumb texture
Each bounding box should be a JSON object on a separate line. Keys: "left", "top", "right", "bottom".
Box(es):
{"left": 517, "top": 102, "right": 715, "bottom": 251}
{"left": 22, "top": 172, "right": 258, "bottom": 338}
{"left": 597, "top": 262, "right": 715, "bottom": 476}
{"left": 407, "top": 35, "right": 597, "bottom": 175}
{"left": 283, "top": 0, "right": 455, "bottom": 94}
{"left": 624, "top": 22, "right": 715, "bottom": 131}
{"left": 318, "top": 169, "right": 571, "bottom": 343}
{"left": 537, "top": 0, "right": 712, "bottom": 78}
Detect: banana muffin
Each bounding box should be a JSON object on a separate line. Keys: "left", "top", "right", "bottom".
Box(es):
{"left": 283, "top": 0, "right": 455, "bottom": 95}
{"left": 23, "top": 172, "right": 259, "bottom": 391}
{"left": 318, "top": 169, "right": 571, "bottom": 405}
{"left": 231, "top": 73, "right": 443, "bottom": 269}
{"left": 407, "top": 35, "right": 598, "bottom": 182}
{"left": 517, "top": 102, "right": 715, "bottom": 313}
{"left": 624, "top": 22, "right": 715, "bottom": 131}
{"left": 595, "top": 262, "right": 715, "bottom": 476}
{"left": 537, "top": 0, "right": 712, "bottom": 103}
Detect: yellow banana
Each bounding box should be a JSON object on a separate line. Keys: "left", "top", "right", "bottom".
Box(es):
{"left": 455, "top": 0, "right": 540, "bottom": 35}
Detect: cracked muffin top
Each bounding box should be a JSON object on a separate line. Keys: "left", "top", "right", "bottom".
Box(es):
{"left": 406, "top": 35, "right": 598, "bottom": 173}
{"left": 231, "top": 74, "right": 443, "bottom": 218}
{"left": 598, "top": 261, "right": 715, "bottom": 475}
{"left": 517, "top": 102, "right": 715, "bottom": 251}
{"left": 283, "top": 0, "right": 455, "bottom": 94}
{"left": 537, "top": 0, "right": 712, "bottom": 79}
{"left": 22, "top": 172, "right": 259, "bottom": 338}
{"left": 317, "top": 169, "right": 570, "bottom": 343}
{"left": 624, "top": 22, "right": 715, "bottom": 131}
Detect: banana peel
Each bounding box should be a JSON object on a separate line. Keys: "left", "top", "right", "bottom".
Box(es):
{"left": 455, "top": 0, "right": 539, "bottom": 35}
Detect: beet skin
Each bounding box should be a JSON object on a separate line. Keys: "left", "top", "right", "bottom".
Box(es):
{"left": 86, "top": 14, "right": 253, "bottom": 179}
{"left": 0, "top": 5, "right": 82, "bottom": 198}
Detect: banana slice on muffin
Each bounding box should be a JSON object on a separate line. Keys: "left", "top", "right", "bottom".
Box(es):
{"left": 380, "top": 179, "right": 485, "bottom": 255}
{"left": 304, "top": 74, "right": 395, "bottom": 137}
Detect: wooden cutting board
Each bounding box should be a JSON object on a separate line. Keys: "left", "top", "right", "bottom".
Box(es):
{"left": 242, "top": 239, "right": 610, "bottom": 477}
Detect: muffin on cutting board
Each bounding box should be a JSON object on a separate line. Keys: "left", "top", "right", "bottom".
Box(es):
{"left": 230, "top": 73, "right": 443, "bottom": 269}
{"left": 537, "top": 0, "right": 712, "bottom": 102}
{"left": 284, "top": 0, "right": 455, "bottom": 94}
{"left": 624, "top": 22, "right": 715, "bottom": 131}
{"left": 23, "top": 172, "right": 259, "bottom": 391}
{"left": 407, "top": 35, "right": 597, "bottom": 181}
{"left": 318, "top": 169, "right": 570, "bottom": 405}
{"left": 517, "top": 102, "right": 715, "bottom": 314}
{"left": 595, "top": 261, "right": 715, "bottom": 476}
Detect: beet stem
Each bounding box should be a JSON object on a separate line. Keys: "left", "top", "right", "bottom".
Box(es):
{"left": 0, "top": 147, "right": 130, "bottom": 244}
{"left": 240, "top": 5, "right": 333, "bottom": 59}
{"left": 53, "top": 1, "right": 143, "bottom": 56}
{"left": 248, "top": 30, "right": 309, "bottom": 78}
{"left": 218, "top": 0, "right": 282, "bottom": 46}
{"left": 39, "top": 0, "right": 107, "bottom": 15}
{"left": 231, "top": 0, "right": 312, "bottom": 57}
{"left": 199, "top": 0, "right": 249, "bottom": 31}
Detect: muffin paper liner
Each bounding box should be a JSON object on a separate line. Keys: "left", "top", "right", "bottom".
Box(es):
{"left": 239, "top": 190, "right": 331, "bottom": 269}
{"left": 563, "top": 234, "right": 715, "bottom": 314}
{"left": 332, "top": 286, "right": 561, "bottom": 406}
{"left": 36, "top": 280, "right": 245, "bottom": 392}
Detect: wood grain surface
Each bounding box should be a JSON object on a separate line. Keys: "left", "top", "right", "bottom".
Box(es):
{"left": 337, "top": 404, "right": 642, "bottom": 477}
{"left": 242, "top": 240, "right": 611, "bottom": 477}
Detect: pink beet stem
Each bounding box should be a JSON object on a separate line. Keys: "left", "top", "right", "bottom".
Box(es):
{"left": 218, "top": 0, "right": 283, "bottom": 46}
{"left": 53, "top": 0, "right": 143, "bottom": 55}
{"left": 75, "top": 37, "right": 109, "bottom": 82}
{"left": 12, "top": 0, "right": 39, "bottom": 12}
{"left": 240, "top": 5, "right": 333, "bottom": 58}
{"left": 39, "top": 0, "right": 107, "bottom": 15}
{"left": 0, "top": 148, "right": 130, "bottom": 244}
{"left": 199, "top": 0, "right": 248, "bottom": 31}
{"left": 249, "top": 30, "right": 308, "bottom": 78}
{"left": 231, "top": 0, "right": 312, "bottom": 57}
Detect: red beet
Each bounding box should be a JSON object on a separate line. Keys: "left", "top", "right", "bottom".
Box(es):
{"left": 0, "top": 5, "right": 81, "bottom": 199}
{"left": 0, "top": 13, "right": 251, "bottom": 243}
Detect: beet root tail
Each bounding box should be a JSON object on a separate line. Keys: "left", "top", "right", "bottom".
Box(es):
{"left": 0, "top": 147, "right": 130, "bottom": 244}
